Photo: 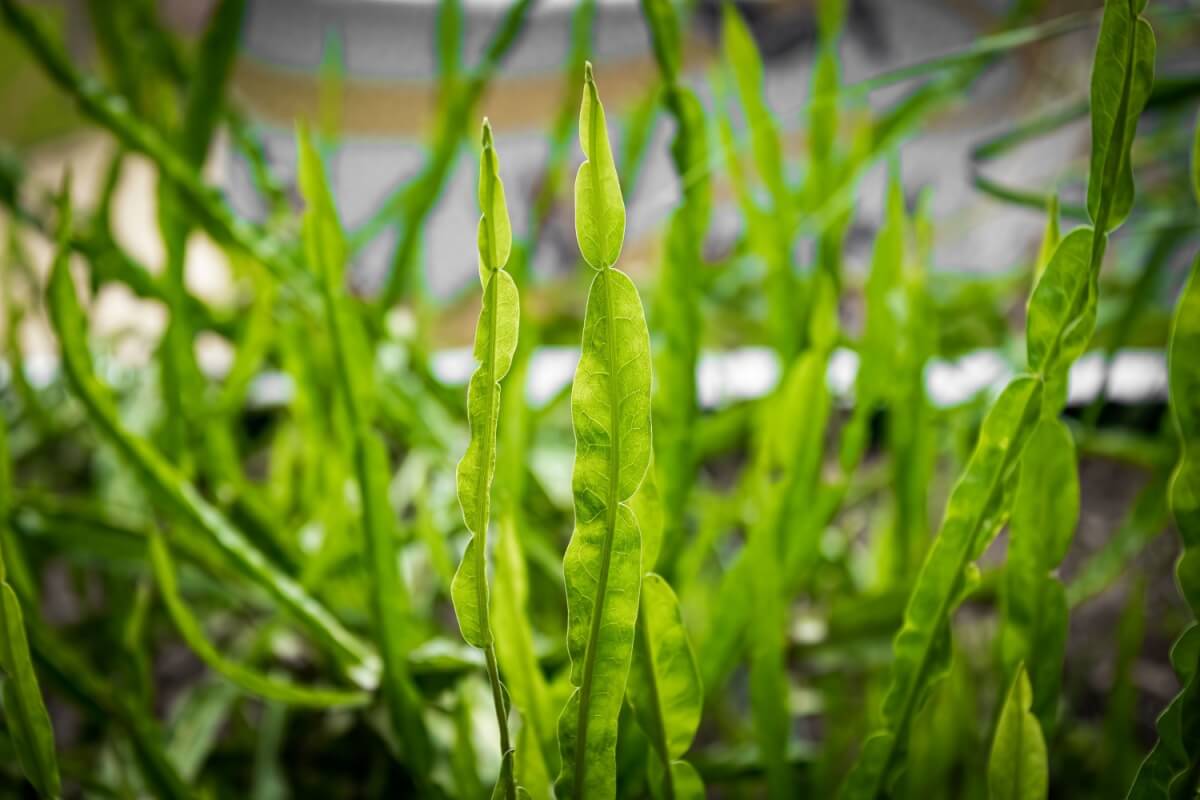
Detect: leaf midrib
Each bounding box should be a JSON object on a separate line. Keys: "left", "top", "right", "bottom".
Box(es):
{"left": 574, "top": 266, "right": 624, "bottom": 799}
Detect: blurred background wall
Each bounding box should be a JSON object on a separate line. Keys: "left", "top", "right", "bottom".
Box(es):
{"left": 2, "top": 0, "right": 1198, "bottom": 367}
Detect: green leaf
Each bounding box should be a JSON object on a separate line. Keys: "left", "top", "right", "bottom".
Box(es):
{"left": 696, "top": 346, "right": 833, "bottom": 703}
{"left": 858, "top": 167, "right": 907, "bottom": 408}
{"left": 557, "top": 70, "right": 652, "bottom": 799}
{"left": 493, "top": 513, "right": 557, "bottom": 780}
{"left": 1127, "top": 254, "right": 1200, "bottom": 798}
{"left": 987, "top": 664, "right": 1049, "bottom": 800}
{"left": 166, "top": 680, "right": 239, "bottom": 781}
{"left": 630, "top": 459, "right": 665, "bottom": 574}
{"left": 1000, "top": 418, "right": 1079, "bottom": 731}
{"left": 557, "top": 268, "right": 652, "bottom": 799}
{"left": 148, "top": 531, "right": 369, "bottom": 708}
{"left": 0, "top": 0, "right": 307, "bottom": 288}
{"left": 575, "top": 63, "right": 626, "bottom": 270}
{"left": 453, "top": 124, "right": 519, "bottom": 642}
{"left": 451, "top": 120, "right": 521, "bottom": 800}
{"left": 638, "top": 0, "right": 682, "bottom": 85}
{"left": 1033, "top": 195, "right": 1060, "bottom": 283}
{"left": 1086, "top": 0, "right": 1155, "bottom": 233}
{"left": 629, "top": 574, "right": 703, "bottom": 797}
{"left": 0, "top": 404, "right": 52, "bottom": 794}
{"left": 1009, "top": 420, "right": 1080, "bottom": 571}
{"left": 839, "top": 377, "right": 1043, "bottom": 799}
{"left": 808, "top": 0, "right": 843, "bottom": 196}
{"left": 647, "top": 756, "right": 705, "bottom": 800}
{"left": 0, "top": 582, "right": 60, "bottom": 799}
{"left": 437, "top": 0, "right": 464, "bottom": 89}
{"left": 720, "top": 2, "right": 795, "bottom": 357}
{"left": 179, "top": 0, "right": 246, "bottom": 166}
{"left": 493, "top": 751, "right": 534, "bottom": 800}
{"left": 721, "top": 2, "right": 786, "bottom": 210}
{"left": 476, "top": 119, "right": 513, "bottom": 283}
{"left": 1025, "top": 227, "right": 1096, "bottom": 381}
{"left": 1067, "top": 476, "right": 1169, "bottom": 608}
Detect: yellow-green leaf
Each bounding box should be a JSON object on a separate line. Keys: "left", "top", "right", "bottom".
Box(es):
{"left": 575, "top": 63, "right": 625, "bottom": 270}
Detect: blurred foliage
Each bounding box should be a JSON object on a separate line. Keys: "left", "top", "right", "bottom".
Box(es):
{"left": 0, "top": 0, "right": 1199, "bottom": 798}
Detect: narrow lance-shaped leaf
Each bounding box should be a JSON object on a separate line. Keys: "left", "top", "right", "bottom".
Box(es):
{"left": 557, "top": 63, "right": 652, "bottom": 800}
{"left": 0, "top": 421, "right": 60, "bottom": 799}
{"left": 1000, "top": 418, "right": 1078, "bottom": 732}
{"left": 450, "top": 119, "right": 522, "bottom": 800}
{"left": 452, "top": 119, "right": 518, "bottom": 647}
{"left": 1127, "top": 255, "right": 1200, "bottom": 799}
{"left": 988, "top": 664, "right": 1049, "bottom": 800}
